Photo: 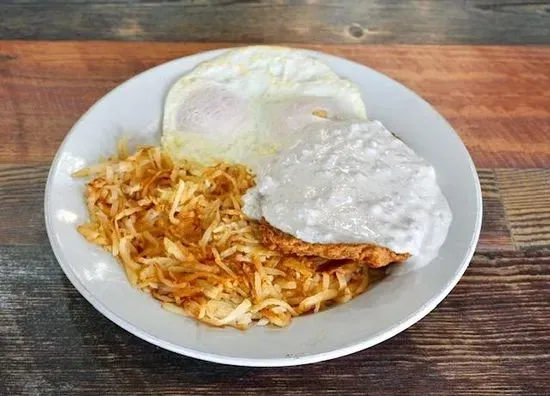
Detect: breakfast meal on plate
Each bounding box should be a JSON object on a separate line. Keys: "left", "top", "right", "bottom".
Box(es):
{"left": 75, "top": 46, "right": 452, "bottom": 329}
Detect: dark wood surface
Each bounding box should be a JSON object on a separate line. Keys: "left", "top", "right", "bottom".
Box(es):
{"left": 1, "top": 41, "right": 550, "bottom": 395}
{"left": 0, "top": 1, "right": 549, "bottom": 44}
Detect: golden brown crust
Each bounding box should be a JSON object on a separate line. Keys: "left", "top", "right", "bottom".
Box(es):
{"left": 258, "top": 219, "right": 411, "bottom": 268}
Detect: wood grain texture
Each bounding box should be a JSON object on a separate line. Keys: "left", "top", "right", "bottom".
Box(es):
{"left": 477, "top": 169, "right": 515, "bottom": 251}
{"left": 0, "top": 0, "right": 549, "bottom": 44}
{"left": 1, "top": 245, "right": 549, "bottom": 395}
{"left": 0, "top": 164, "right": 49, "bottom": 246}
{"left": 1, "top": 42, "right": 549, "bottom": 167}
{"left": 497, "top": 169, "right": 550, "bottom": 248}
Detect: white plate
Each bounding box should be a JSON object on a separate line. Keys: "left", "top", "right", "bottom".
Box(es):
{"left": 45, "top": 47, "right": 482, "bottom": 367}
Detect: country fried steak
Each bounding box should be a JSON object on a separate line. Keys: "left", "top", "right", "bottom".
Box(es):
{"left": 258, "top": 219, "right": 411, "bottom": 268}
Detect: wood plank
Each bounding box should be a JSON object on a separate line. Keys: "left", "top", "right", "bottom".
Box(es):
{"left": 0, "top": 164, "right": 517, "bottom": 249}
{"left": 0, "top": 164, "right": 49, "bottom": 246}
{"left": 497, "top": 169, "right": 550, "bottom": 249}
{"left": 1, "top": 245, "right": 548, "bottom": 394}
{"left": 1, "top": 42, "right": 549, "bottom": 167}
{"left": 477, "top": 169, "right": 514, "bottom": 251}
{"left": 0, "top": 1, "right": 549, "bottom": 44}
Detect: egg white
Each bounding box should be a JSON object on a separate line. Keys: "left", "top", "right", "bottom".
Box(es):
{"left": 162, "top": 46, "right": 367, "bottom": 168}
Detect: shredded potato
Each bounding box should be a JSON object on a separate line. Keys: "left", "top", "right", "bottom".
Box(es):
{"left": 75, "top": 146, "right": 385, "bottom": 329}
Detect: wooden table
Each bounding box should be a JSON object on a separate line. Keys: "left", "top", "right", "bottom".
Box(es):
{"left": 1, "top": 14, "right": 550, "bottom": 395}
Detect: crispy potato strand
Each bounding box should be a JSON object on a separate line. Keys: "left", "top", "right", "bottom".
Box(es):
{"left": 76, "top": 146, "right": 385, "bottom": 329}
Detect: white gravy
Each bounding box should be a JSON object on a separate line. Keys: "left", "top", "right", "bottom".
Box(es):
{"left": 243, "top": 120, "right": 452, "bottom": 261}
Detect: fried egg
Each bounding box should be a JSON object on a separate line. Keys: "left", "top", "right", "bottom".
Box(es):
{"left": 162, "top": 46, "right": 367, "bottom": 168}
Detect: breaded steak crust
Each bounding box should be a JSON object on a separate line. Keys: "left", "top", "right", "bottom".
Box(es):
{"left": 259, "top": 220, "right": 410, "bottom": 268}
